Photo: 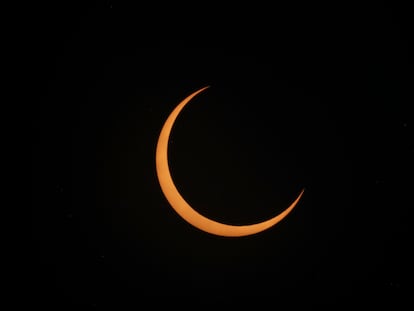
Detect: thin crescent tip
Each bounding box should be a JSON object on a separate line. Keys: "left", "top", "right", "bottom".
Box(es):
{"left": 192, "top": 86, "right": 210, "bottom": 96}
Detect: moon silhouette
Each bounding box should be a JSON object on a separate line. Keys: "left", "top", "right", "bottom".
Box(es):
{"left": 155, "top": 86, "right": 304, "bottom": 237}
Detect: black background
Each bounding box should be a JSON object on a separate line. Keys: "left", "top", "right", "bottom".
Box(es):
{"left": 31, "top": 1, "right": 411, "bottom": 308}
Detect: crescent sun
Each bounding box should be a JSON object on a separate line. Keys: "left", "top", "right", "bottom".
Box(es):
{"left": 155, "top": 86, "right": 304, "bottom": 237}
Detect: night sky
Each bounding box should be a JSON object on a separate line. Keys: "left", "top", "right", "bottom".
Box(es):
{"left": 31, "top": 1, "right": 411, "bottom": 309}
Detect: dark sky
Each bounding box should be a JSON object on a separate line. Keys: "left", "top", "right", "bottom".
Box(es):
{"left": 31, "top": 1, "right": 411, "bottom": 309}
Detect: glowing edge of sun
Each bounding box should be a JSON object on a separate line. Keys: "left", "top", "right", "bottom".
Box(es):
{"left": 156, "top": 86, "right": 304, "bottom": 237}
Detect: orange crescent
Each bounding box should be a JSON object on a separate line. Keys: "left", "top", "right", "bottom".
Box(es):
{"left": 156, "top": 86, "right": 304, "bottom": 237}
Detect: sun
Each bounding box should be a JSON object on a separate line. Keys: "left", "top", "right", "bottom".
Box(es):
{"left": 155, "top": 86, "right": 304, "bottom": 237}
